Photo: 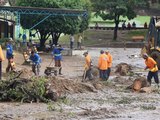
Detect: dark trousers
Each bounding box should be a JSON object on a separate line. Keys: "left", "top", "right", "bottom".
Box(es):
{"left": 70, "top": 42, "right": 73, "bottom": 49}
{"left": 0, "top": 61, "right": 2, "bottom": 80}
{"left": 99, "top": 69, "right": 108, "bottom": 80}
{"left": 85, "top": 68, "right": 93, "bottom": 80}
{"left": 55, "top": 60, "right": 62, "bottom": 74}
{"left": 106, "top": 67, "right": 111, "bottom": 80}
{"left": 6, "top": 59, "right": 12, "bottom": 73}
{"left": 147, "top": 71, "right": 159, "bottom": 85}
{"left": 77, "top": 42, "right": 81, "bottom": 49}
{"left": 55, "top": 60, "right": 61, "bottom": 67}
{"left": 32, "top": 64, "right": 40, "bottom": 75}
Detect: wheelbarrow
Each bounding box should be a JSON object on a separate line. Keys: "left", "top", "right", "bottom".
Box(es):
{"left": 44, "top": 59, "right": 59, "bottom": 76}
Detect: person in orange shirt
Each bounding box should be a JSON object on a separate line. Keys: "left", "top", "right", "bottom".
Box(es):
{"left": 0, "top": 45, "right": 5, "bottom": 79}
{"left": 98, "top": 50, "right": 108, "bottom": 80}
{"left": 143, "top": 53, "right": 159, "bottom": 87}
{"left": 106, "top": 51, "right": 112, "bottom": 80}
{"left": 83, "top": 51, "right": 93, "bottom": 80}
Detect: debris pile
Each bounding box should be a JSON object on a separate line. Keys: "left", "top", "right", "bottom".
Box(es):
{"left": 48, "top": 77, "right": 103, "bottom": 95}
{"left": 0, "top": 75, "right": 57, "bottom": 103}
{"left": 115, "top": 63, "right": 132, "bottom": 76}
{"left": 127, "top": 77, "right": 150, "bottom": 92}
{"left": 0, "top": 70, "right": 103, "bottom": 103}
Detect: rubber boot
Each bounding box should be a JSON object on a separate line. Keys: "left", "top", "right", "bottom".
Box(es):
{"left": 59, "top": 67, "right": 62, "bottom": 75}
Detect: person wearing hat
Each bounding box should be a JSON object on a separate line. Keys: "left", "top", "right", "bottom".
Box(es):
{"left": 52, "top": 44, "right": 64, "bottom": 75}
{"left": 106, "top": 51, "right": 112, "bottom": 80}
{"left": 143, "top": 53, "right": 159, "bottom": 87}
{"left": 83, "top": 51, "right": 93, "bottom": 81}
{"left": 98, "top": 50, "right": 109, "bottom": 80}
{"left": 6, "top": 38, "right": 14, "bottom": 72}
{"left": 0, "top": 45, "right": 5, "bottom": 79}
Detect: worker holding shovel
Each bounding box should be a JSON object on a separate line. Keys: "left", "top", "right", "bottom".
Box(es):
{"left": 29, "top": 51, "right": 41, "bottom": 75}
{"left": 143, "top": 53, "right": 159, "bottom": 88}
{"left": 52, "top": 44, "right": 64, "bottom": 75}
{"left": 106, "top": 51, "right": 112, "bottom": 80}
{"left": 82, "top": 51, "right": 93, "bottom": 82}
{"left": 6, "top": 38, "right": 14, "bottom": 72}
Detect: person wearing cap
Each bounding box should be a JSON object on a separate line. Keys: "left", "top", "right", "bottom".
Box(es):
{"left": 0, "top": 45, "right": 5, "bottom": 79}
{"left": 143, "top": 53, "right": 159, "bottom": 87}
{"left": 83, "top": 51, "right": 93, "bottom": 80}
{"left": 6, "top": 38, "right": 14, "bottom": 72}
{"left": 106, "top": 51, "right": 112, "bottom": 80}
{"left": 52, "top": 44, "right": 64, "bottom": 75}
{"left": 29, "top": 50, "right": 41, "bottom": 75}
{"left": 98, "top": 50, "right": 109, "bottom": 80}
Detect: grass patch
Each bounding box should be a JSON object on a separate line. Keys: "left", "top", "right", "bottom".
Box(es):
{"left": 58, "top": 29, "right": 148, "bottom": 47}
{"left": 127, "top": 30, "right": 148, "bottom": 37}
{"left": 91, "top": 14, "right": 150, "bottom": 27}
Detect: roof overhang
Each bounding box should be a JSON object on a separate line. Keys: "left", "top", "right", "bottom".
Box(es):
{"left": 0, "top": 6, "right": 87, "bottom": 17}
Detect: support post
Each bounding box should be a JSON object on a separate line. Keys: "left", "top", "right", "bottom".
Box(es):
{"left": 16, "top": 12, "right": 20, "bottom": 41}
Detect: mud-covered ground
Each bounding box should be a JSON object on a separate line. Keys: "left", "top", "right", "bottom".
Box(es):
{"left": 0, "top": 48, "right": 160, "bottom": 120}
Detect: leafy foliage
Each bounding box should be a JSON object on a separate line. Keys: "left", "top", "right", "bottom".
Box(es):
{"left": 0, "top": 76, "right": 56, "bottom": 103}
{"left": 15, "top": 0, "right": 91, "bottom": 48}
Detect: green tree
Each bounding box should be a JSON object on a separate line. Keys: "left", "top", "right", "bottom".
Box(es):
{"left": 16, "top": 0, "right": 91, "bottom": 48}
{"left": 91, "top": 0, "right": 148, "bottom": 40}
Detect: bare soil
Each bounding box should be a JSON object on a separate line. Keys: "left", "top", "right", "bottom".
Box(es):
{"left": 0, "top": 48, "right": 160, "bottom": 120}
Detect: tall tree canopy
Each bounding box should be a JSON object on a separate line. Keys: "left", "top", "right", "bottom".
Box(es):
{"left": 91, "top": 0, "right": 148, "bottom": 40}
{"left": 15, "top": 0, "right": 91, "bottom": 48}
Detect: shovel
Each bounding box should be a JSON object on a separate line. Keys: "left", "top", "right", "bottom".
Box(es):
{"left": 82, "top": 69, "right": 87, "bottom": 82}
{"left": 48, "top": 59, "right": 54, "bottom": 67}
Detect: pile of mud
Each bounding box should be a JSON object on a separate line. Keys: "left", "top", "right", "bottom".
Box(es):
{"left": 18, "top": 68, "right": 34, "bottom": 79}
{"left": 3, "top": 68, "right": 34, "bottom": 80}
{"left": 47, "top": 77, "right": 103, "bottom": 96}
{"left": 115, "top": 63, "right": 132, "bottom": 76}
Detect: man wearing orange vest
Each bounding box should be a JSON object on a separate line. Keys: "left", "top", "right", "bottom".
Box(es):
{"left": 83, "top": 51, "right": 93, "bottom": 80}
{"left": 0, "top": 45, "right": 5, "bottom": 79}
{"left": 143, "top": 53, "right": 159, "bottom": 87}
{"left": 98, "top": 50, "right": 108, "bottom": 80}
{"left": 106, "top": 51, "right": 112, "bottom": 80}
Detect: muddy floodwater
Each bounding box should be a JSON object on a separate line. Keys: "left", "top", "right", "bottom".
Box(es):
{"left": 0, "top": 48, "right": 160, "bottom": 120}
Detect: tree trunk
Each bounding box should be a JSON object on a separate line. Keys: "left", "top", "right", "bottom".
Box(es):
{"left": 113, "top": 14, "right": 120, "bottom": 40}
{"left": 39, "top": 30, "right": 51, "bottom": 51}
{"left": 51, "top": 32, "right": 61, "bottom": 45}
{"left": 40, "top": 38, "right": 46, "bottom": 50}
{"left": 113, "top": 22, "right": 119, "bottom": 40}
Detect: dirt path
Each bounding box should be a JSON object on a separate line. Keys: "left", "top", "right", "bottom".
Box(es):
{"left": 0, "top": 48, "right": 160, "bottom": 120}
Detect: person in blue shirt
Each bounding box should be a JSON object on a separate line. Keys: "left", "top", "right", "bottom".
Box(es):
{"left": 30, "top": 51, "right": 41, "bottom": 75}
{"left": 6, "top": 38, "right": 14, "bottom": 72}
{"left": 52, "top": 44, "right": 64, "bottom": 75}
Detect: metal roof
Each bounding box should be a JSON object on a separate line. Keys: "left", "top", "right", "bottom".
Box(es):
{"left": 0, "top": 6, "right": 87, "bottom": 17}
